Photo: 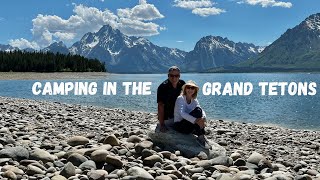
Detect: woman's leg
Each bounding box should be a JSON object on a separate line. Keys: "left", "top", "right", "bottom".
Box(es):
{"left": 173, "top": 119, "right": 195, "bottom": 134}
{"left": 193, "top": 123, "right": 205, "bottom": 136}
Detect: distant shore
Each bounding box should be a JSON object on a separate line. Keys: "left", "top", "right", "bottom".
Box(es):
{"left": 0, "top": 96, "right": 319, "bottom": 179}
{"left": 0, "top": 72, "right": 108, "bottom": 80}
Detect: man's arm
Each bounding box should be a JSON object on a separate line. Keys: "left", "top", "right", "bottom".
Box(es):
{"left": 158, "top": 102, "right": 165, "bottom": 126}
{"left": 158, "top": 102, "right": 168, "bottom": 132}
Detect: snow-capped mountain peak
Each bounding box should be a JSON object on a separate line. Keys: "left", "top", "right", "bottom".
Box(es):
{"left": 0, "top": 44, "right": 19, "bottom": 52}
{"left": 305, "top": 13, "right": 320, "bottom": 31}
{"left": 184, "top": 35, "right": 261, "bottom": 71}
{"left": 42, "top": 41, "right": 69, "bottom": 54}
{"left": 69, "top": 24, "right": 187, "bottom": 73}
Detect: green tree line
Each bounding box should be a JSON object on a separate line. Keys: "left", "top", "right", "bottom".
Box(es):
{"left": 0, "top": 50, "right": 106, "bottom": 72}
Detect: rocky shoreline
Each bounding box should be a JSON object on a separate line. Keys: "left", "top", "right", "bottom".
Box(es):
{"left": 0, "top": 96, "right": 319, "bottom": 180}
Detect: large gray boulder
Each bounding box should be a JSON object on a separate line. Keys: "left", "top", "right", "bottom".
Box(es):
{"left": 148, "top": 122, "right": 226, "bottom": 158}
{"left": 0, "top": 146, "right": 29, "bottom": 161}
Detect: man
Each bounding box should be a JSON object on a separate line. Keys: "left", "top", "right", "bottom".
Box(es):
{"left": 157, "top": 66, "right": 185, "bottom": 132}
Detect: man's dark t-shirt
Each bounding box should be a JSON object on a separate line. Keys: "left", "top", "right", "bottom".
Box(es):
{"left": 157, "top": 79, "right": 185, "bottom": 120}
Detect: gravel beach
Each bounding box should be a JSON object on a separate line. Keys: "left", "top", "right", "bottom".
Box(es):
{"left": 0, "top": 96, "right": 319, "bottom": 180}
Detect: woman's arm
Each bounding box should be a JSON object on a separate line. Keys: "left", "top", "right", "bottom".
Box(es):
{"left": 176, "top": 97, "right": 197, "bottom": 123}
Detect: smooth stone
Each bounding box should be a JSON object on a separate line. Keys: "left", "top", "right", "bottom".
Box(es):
{"left": 212, "top": 165, "right": 230, "bottom": 173}
{"left": 293, "top": 164, "right": 303, "bottom": 172}
{"left": 295, "top": 174, "right": 312, "bottom": 180}
{"left": 36, "top": 114, "right": 45, "bottom": 120}
{"left": 149, "top": 129, "right": 225, "bottom": 158}
{"left": 143, "top": 155, "right": 163, "bottom": 167}
{"left": 90, "top": 150, "right": 109, "bottom": 163}
{"left": 2, "top": 170, "right": 17, "bottom": 180}
{"left": 0, "top": 127, "right": 10, "bottom": 134}
{"left": 0, "top": 146, "right": 29, "bottom": 161}
{"left": 54, "top": 160, "right": 65, "bottom": 167}
{"left": 67, "top": 153, "right": 88, "bottom": 166}
{"left": 230, "top": 152, "right": 241, "bottom": 161}
{"left": 211, "top": 156, "right": 233, "bottom": 166}
{"left": 30, "top": 148, "right": 57, "bottom": 163}
{"left": 234, "top": 158, "right": 246, "bottom": 167}
{"left": 67, "top": 136, "right": 90, "bottom": 146}
{"left": 191, "top": 173, "right": 202, "bottom": 180}
{"left": 106, "top": 174, "right": 118, "bottom": 179}
{"left": 197, "top": 151, "right": 208, "bottom": 160}
{"left": 119, "top": 148, "right": 128, "bottom": 155}
{"left": 60, "top": 162, "right": 76, "bottom": 178}
{"left": 79, "top": 160, "right": 97, "bottom": 170}
{"left": 0, "top": 158, "right": 11, "bottom": 165}
{"left": 216, "top": 173, "right": 233, "bottom": 180}
{"left": 88, "top": 170, "right": 108, "bottom": 180}
{"left": 234, "top": 174, "right": 252, "bottom": 180}
{"left": 187, "top": 167, "right": 204, "bottom": 174}
{"left": 195, "top": 160, "right": 212, "bottom": 169}
{"left": 247, "top": 152, "right": 265, "bottom": 165}
{"left": 160, "top": 151, "right": 173, "bottom": 159}
{"left": 127, "top": 166, "right": 154, "bottom": 180}
{"left": 26, "top": 164, "right": 46, "bottom": 175}
{"left": 1, "top": 165, "right": 24, "bottom": 175}
{"left": 127, "top": 135, "right": 142, "bottom": 143}
{"left": 46, "top": 166, "right": 57, "bottom": 173}
{"left": 155, "top": 175, "right": 173, "bottom": 180}
{"left": 19, "top": 159, "right": 39, "bottom": 166}
{"left": 135, "top": 141, "right": 153, "bottom": 154}
{"left": 258, "top": 159, "right": 272, "bottom": 169}
{"left": 51, "top": 175, "right": 68, "bottom": 180}
{"left": 116, "top": 169, "right": 127, "bottom": 178}
{"left": 105, "top": 155, "right": 123, "bottom": 168}
{"left": 103, "top": 135, "right": 120, "bottom": 146}
{"left": 306, "top": 169, "right": 319, "bottom": 176}
{"left": 163, "top": 164, "right": 177, "bottom": 171}
{"left": 141, "top": 149, "right": 156, "bottom": 159}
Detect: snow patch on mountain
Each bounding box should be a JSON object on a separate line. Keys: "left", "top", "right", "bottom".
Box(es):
{"left": 305, "top": 14, "right": 320, "bottom": 31}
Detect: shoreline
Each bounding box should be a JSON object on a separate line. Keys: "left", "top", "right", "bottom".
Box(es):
{"left": 0, "top": 96, "right": 319, "bottom": 179}
{"left": 0, "top": 72, "right": 108, "bottom": 80}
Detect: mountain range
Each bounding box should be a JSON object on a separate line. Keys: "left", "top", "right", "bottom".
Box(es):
{"left": 183, "top": 36, "right": 261, "bottom": 72}
{"left": 2, "top": 12, "right": 320, "bottom": 73}
{"left": 234, "top": 13, "right": 320, "bottom": 71}
{"left": 0, "top": 44, "right": 18, "bottom": 52}
{"left": 0, "top": 25, "right": 261, "bottom": 73}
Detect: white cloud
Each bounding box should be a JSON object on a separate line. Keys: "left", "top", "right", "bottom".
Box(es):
{"left": 159, "top": 26, "right": 167, "bottom": 31}
{"left": 174, "top": 0, "right": 213, "bottom": 9}
{"left": 238, "top": 0, "right": 292, "bottom": 8}
{"left": 192, "top": 7, "right": 226, "bottom": 17}
{"left": 117, "top": 2, "right": 164, "bottom": 20}
{"left": 10, "top": 0, "right": 164, "bottom": 49}
{"left": 173, "top": 0, "right": 225, "bottom": 17}
{"left": 176, "top": 40, "right": 184, "bottom": 43}
{"left": 118, "top": 18, "right": 161, "bottom": 36}
{"left": 9, "top": 38, "right": 40, "bottom": 49}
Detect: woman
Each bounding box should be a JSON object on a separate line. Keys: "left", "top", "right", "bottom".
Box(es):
{"left": 173, "top": 80, "right": 210, "bottom": 149}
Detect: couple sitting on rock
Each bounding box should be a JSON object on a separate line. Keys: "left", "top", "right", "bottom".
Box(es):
{"left": 157, "top": 66, "right": 210, "bottom": 149}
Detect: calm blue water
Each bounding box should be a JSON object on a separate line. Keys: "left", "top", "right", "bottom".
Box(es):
{"left": 0, "top": 73, "right": 319, "bottom": 130}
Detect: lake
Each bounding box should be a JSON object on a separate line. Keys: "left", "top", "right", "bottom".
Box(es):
{"left": 0, "top": 73, "right": 319, "bottom": 130}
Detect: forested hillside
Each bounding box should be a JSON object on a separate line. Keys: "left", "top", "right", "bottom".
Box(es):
{"left": 0, "top": 51, "right": 106, "bottom": 72}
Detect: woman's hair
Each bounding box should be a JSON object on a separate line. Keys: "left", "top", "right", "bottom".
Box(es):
{"left": 181, "top": 80, "right": 199, "bottom": 99}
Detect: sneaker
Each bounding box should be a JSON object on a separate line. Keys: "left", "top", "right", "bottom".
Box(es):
{"left": 196, "top": 135, "right": 211, "bottom": 150}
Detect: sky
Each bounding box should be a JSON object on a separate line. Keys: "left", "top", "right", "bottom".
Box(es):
{"left": 0, "top": 0, "right": 319, "bottom": 51}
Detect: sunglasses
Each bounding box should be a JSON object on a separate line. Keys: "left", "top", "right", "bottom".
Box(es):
{"left": 186, "top": 86, "right": 196, "bottom": 90}
{"left": 169, "top": 74, "right": 180, "bottom": 78}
